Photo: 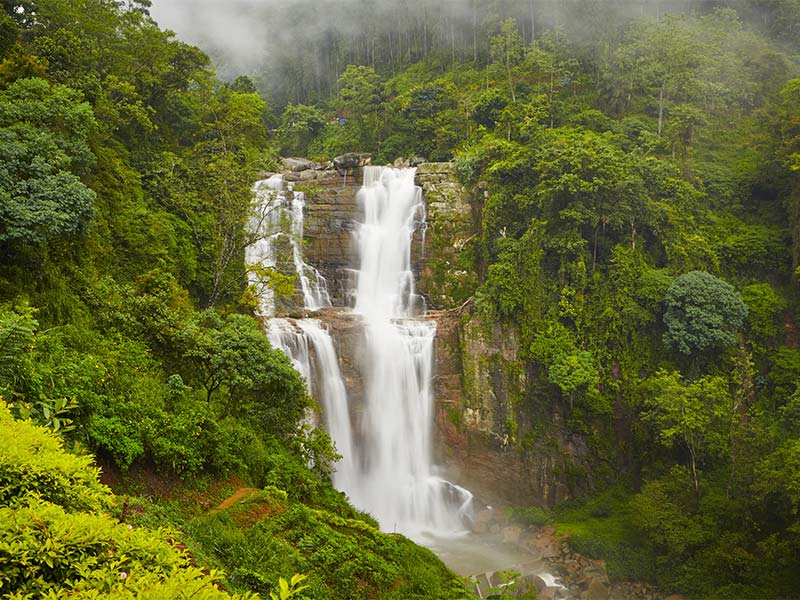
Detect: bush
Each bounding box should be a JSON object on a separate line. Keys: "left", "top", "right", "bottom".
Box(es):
{"left": 0, "top": 499, "right": 240, "bottom": 599}
{"left": 0, "top": 401, "right": 110, "bottom": 512}
{"left": 0, "top": 401, "right": 250, "bottom": 599}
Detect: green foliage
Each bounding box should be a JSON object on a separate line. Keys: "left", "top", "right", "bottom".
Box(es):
{"left": 0, "top": 401, "right": 110, "bottom": 512}
{"left": 505, "top": 505, "right": 552, "bottom": 527}
{"left": 333, "top": 65, "right": 384, "bottom": 151}
{"left": 0, "top": 77, "right": 96, "bottom": 246}
{"left": 0, "top": 499, "right": 241, "bottom": 599}
{"left": 643, "top": 370, "right": 734, "bottom": 492}
{"left": 741, "top": 282, "right": 787, "bottom": 338}
{"left": 278, "top": 103, "right": 325, "bottom": 156}
{"left": 269, "top": 574, "right": 309, "bottom": 600}
{"left": 0, "top": 304, "right": 36, "bottom": 386}
{"left": 0, "top": 403, "right": 248, "bottom": 599}
{"left": 530, "top": 322, "right": 599, "bottom": 407}
{"left": 662, "top": 271, "right": 748, "bottom": 356}
{"left": 191, "top": 489, "right": 465, "bottom": 600}
{"left": 178, "top": 310, "right": 309, "bottom": 436}
{"left": 555, "top": 486, "right": 656, "bottom": 583}
{"left": 2, "top": 2, "right": 800, "bottom": 598}
{"left": 485, "top": 570, "right": 538, "bottom": 599}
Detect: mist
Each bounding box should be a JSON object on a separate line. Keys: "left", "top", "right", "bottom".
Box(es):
{"left": 148, "top": 0, "right": 778, "bottom": 107}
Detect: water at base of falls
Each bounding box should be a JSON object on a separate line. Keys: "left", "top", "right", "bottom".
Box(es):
{"left": 250, "top": 167, "right": 472, "bottom": 540}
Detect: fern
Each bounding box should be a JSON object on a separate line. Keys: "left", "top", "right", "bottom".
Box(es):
{"left": 0, "top": 307, "right": 37, "bottom": 386}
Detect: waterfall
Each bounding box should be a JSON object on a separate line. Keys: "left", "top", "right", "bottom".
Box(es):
{"left": 347, "top": 166, "right": 472, "bottom": 536}
{"left": 248, "top": 166, "right": 471, "bottom": 539}
{"left": 296, "top": 319, "right": 358, "bottom": 492}
{"left": 246, "top": 174, "right": 331, "bottom": 317}
{"left": 249, "top": 173, "right": 356, "bottom": 485}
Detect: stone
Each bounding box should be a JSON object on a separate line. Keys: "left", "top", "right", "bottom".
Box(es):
{"left": 281, "top": 157, "right": 315, "bottom": 172}
{"left": 540, "top": 588, "right": 557, "bottom": 600}
{"left": 528, "top": 575, "right": 548, "bottom": 593}
{"left": 581, "top": 579, "right": 609, "bottom": 600}
{"left": 333, "top": 152, "right": 371, "bottom": 171}
{"left": 299, "top": 169, "right": 319, "bottom": 181}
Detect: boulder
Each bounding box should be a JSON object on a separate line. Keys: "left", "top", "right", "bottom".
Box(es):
{"left": 581, "top": 579, "right": 609, "bottom": 600}
{"left": 281, "top": 157, "right": 315, "bottom": 172}
{"left": 333, "top": 152, "right": 371, "bottom": 171}
{"left": 527, "top": 575, "right": 548, "bottom": 593}
{"left": 299, "top": 169, "right": 319, "bottom": 181}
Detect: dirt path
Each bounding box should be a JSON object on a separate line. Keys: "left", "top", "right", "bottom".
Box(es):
{"left": 209, "top": 487, "right": 260, "bottom": 514}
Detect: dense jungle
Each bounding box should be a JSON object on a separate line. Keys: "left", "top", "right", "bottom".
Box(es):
{"left": 1, "top": 0, "right": 800, "bottom": 598}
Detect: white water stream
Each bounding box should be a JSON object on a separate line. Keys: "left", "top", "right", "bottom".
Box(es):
{"left": 349, "top": 166, "right": 472, "bottom": 536}
{"left": 248, "top": 167, "right": 471, "bottom": 538}
{"left": 246, "top": 175, "right": 330, "bottom": 317}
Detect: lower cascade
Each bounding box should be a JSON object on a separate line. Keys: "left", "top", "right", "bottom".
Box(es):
{"left": 249, "top": 165, "right": 472, "bottom": 539}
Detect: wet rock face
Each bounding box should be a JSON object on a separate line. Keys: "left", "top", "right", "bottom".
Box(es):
{"left": 298, "top": 169, "right": 362, "bottom": 306}
{"left": 432, "top": 308, "right": 587, "bottom": 508}
{"left": 414, "top": 163, "right": 479, "bottom": 310}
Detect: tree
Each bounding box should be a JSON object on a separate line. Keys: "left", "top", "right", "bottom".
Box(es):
{"left": 278, "top": 103, "right": 325, "bottom": 156}
{"left": 179, "top": 310, "right": 309, "bottom": 437}
{"left": 644, "top": 370, "right": 734, "bottom": 494}
{"left": 533, "top": 128, "right": 648, "bottom": 269}
{"left": 662, "top": 271, "right": 748, "bottom": 356}
{"left": 489, "top": 18, "right": 524, "bottom": 103}
{"left": 334, "top": 65, "right": 384, "bottom": 151}
{"left": 0, "top": 78, "right": 96, "bottom": 246}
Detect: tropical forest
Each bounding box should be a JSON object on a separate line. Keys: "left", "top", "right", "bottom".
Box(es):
{"left": 1, "top": 0, "right": 800, "bottom": 599}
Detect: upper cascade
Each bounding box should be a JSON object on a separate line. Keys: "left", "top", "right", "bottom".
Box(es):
{"left": 354, "top": 167, "right": 426, "bottom": 320}
{"left": 246, "top": 174, "right": 331, "bottom": 317}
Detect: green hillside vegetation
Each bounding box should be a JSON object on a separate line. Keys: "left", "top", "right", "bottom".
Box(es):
{"left": 3, "top": 0, "right": 800, "bottom": 597}
{"left": 0, "top": 2, "right": 466, "bottom": 598}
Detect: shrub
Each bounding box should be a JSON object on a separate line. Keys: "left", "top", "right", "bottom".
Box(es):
{"left": 0, "top": 401, "right": 110, "bottom": 512}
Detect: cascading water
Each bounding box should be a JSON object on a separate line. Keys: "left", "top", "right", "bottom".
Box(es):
{"left": 247, "top": 173, "right": 356, "bottom": 479}
{"left": 296, "top": 319, "right": 357, "bottom": 492}
{"left": 246, "top": 175, "right": 331, "bottom": 317}
{"left": 246, "top": 166, "right": 562, "bottom": 582}
{"left": 247, "top": 167, "right": 471, "bottom": 539}
{"left": 347, "top": 166, "right": 472, "bottom": 536}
